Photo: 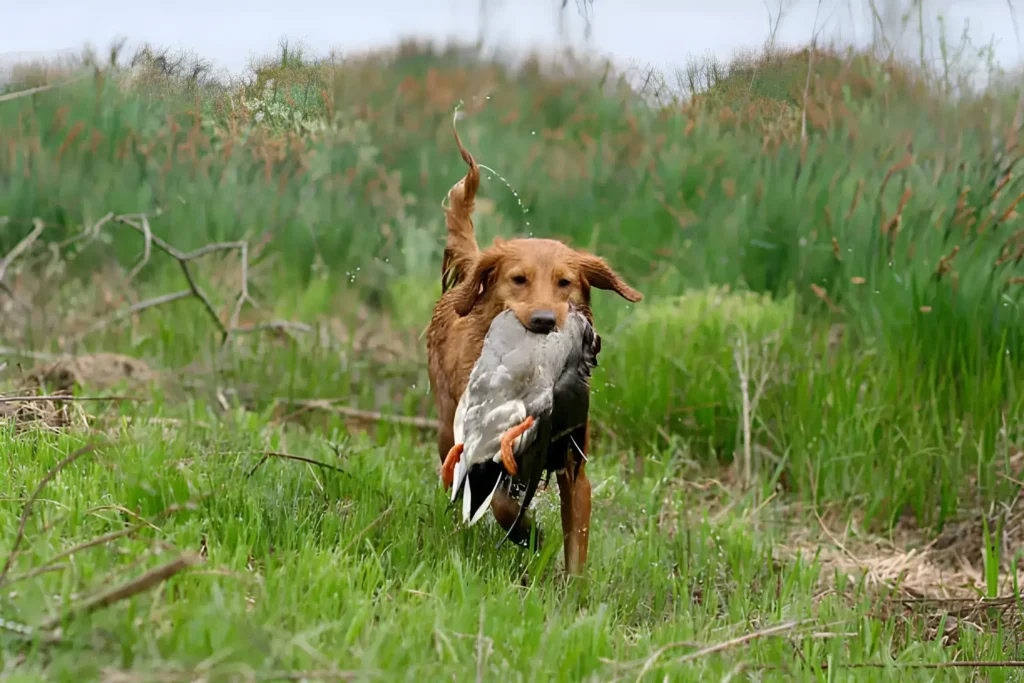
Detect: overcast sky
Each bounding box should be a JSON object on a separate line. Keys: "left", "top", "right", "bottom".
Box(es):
{"left": 2, "top": 0, "right": 1021, "bottom": 81}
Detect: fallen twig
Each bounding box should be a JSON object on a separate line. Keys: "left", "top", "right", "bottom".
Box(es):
{"left": 75, "top": 290, "right": 192, "bottom": 341}
{"left": 0, "top": 347, "right": 64, "bottom": 362}
{"left": 635, "top": 619, "right": 814, "bottom": 681}
{"left": 0, "top": 444, "right": 98, "bottom": 586}
{"left": 2, "top": 563, "right": 67, "bottom": 584}
{"left": 40, "top": 553, "right": 202, "bottom": 630}
{"left": 118, "top": 213, "right": 233, "bottom": 340}
{"left": 254, "top": 671, "right": 371, "bottom": 681}
{"left": 58, "top": 213, "right": 306, "bottom": 346}
{"left": 55, "top": 211, "right": 114, "bottom": 249}
{"left": 244, "top": 450, "right": 349, "bottom": 478}
{"left": 127, "top": 213, "right": 153, "bottom": 281}
{"left": 0, "top": 74, "right": 90, "bottom": 103}
{"left": 5, "top": 493, "right": 209, "bottom": 586}
{"left": 799, "top": 0, "right": 826, "bottom": 148}
{"left": 339, "top": 506, "right": 394, "bottom": 556}
{"left": 274, "top": 398, "right": 439, "bottom": 431}
{"left": 0, "top": 395, "right": 144, "bottom": 405}
{"left": 832, "top": 660, "right": 1024, "bottom": 670}
{"left": 231, "top": 320, "right": 313, "bottom": 334}
{"left": 0, "top": 218, "right": 45, "bottom": 284}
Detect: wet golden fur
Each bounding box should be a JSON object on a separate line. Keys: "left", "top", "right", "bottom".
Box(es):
{"left": 425, "top": 129, "right": 641, "bottom": 573}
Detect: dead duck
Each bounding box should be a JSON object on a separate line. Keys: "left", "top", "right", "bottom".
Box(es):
{"left": 441, "top": 307, "right": 600, "bottom": 546}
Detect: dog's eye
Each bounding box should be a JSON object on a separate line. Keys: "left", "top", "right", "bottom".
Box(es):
{"left": 512, "top": 275, "right": 528, "bottom": 285}
{"left": 557, "top": 278, "right": 571, "bottom": 288}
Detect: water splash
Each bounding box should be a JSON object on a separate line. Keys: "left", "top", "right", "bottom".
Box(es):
{"left": 450, "top": 100, "right": 532, "bottom": 230}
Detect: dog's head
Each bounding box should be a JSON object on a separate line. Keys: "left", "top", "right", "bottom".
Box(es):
{"left": 449, "top": 238, "right": 642, "bottom": 333}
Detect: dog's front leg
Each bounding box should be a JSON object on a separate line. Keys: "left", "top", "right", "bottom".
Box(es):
{"left": 557, "top": 423, "right": 592, "bottom": 575}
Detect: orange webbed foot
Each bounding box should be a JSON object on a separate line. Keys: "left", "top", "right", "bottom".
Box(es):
{"left": 499, "top": 416, "right": 534, "bottom": 477}
{"left": 441, "top": 443, "right": 464, "bottom": 490}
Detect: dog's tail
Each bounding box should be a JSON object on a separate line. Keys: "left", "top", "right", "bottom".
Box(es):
{"left": 441, "top": 119, "right": 481, "bottom": 293}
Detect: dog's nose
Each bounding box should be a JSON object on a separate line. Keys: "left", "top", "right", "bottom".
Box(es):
{"left": 527, "top": 310, "right": 557, "bottom": 334}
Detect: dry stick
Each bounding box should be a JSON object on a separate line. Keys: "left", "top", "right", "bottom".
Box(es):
{"left": 29, "top": 524, "right": 145, "bottom": 573}
{"left": 0, "top": 444, "right": 98, "bottom": 586}
{"left": 339, "top": 506, "right": 393, "bottom": 556}
{"left": 826, "top": 661, "right": 1024, "bottom": 671}
{"left": 5, "top": 492, "right": 209, "bottom": 586}
{"left": 39, "top": 552, "right": 202, "bottom": 631}
{"left": 732, "top": 330, "right": 779, "bottom": 488}
{"left": 635, "top": 620, "right": 814, "bottom": 681}
{"left": 0, "top": 395, "right": 143, "bottom": 405}
{"left": 799, "top": 0, "right": 826, "bottom": 148}
{"left": 0, "top": 346, "right": 63, "bottom": 362}
{"left": 231, "top": 320, "right": 313, "bottom": 334}
{"left": 4, "top": 563, "right": 68, "bottom": 584}
{"left": 475, "top": 603, "right": 490, "bottom": 683}
{"left": 227, "top": 239, "right": 249, "bottom": 332}
{"left": 75, "top": 289, "right": 192, "bottom": 340}
{"left": 127, "top": 213, "right": 153, "bottom": 281}
{"left": 109, "top": 215, "right": 304, "bottom": 345}
{"left": 276, "top": 398, "right": 439, "bottom": 431}
{"left": 255, "top": 671, "right": 368, "bottom": 682}
{"left": 734, "top": 335, "right": 753, "bottom": 487}
{"left": 54, "top": 211, "right": 114, "bottom": 249}
{"left": 0, "top": 218, "right": 45, "bottom": 284}
{"left": 0, "top": 74, "right": 90, "bottom": 104}
{"left": 244, "top": 450, "right": 349, "bottom": 478}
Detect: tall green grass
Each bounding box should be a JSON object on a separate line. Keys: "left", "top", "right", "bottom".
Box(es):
{"left": 1, "top": 41, "right": 1021, "bottom": 528}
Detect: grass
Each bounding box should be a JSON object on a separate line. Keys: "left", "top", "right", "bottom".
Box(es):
{"left": 1, "top": 38, "right": 1023, "bottom": 680}
{"left": 2, "top": 416, "right": 1019, "bottom": 681}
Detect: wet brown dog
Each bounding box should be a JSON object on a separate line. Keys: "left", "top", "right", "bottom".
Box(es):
{"left": 426, "top": 130, "right": 642, "bottom": 574}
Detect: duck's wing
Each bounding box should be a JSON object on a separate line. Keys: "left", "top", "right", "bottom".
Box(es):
{"left": 450, "top": 398, "right": 527, "bottom": 517}
{"left": 550, "top": 316, "right": 599, "bottom": 440}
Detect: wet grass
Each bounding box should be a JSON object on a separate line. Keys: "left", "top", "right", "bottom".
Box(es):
{"left": 1, "top": 40, "right": 1023, "bottom": 680}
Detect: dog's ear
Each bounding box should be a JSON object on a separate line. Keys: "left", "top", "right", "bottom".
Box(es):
{"left": 576, "top": 253, "right": 643, "bottom": 302}
{"left": 451, "top": 251, "right": 501, "bottom": 316}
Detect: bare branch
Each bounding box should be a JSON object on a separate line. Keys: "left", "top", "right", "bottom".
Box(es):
{"left": 0, "top": 218, "right": 45, "bottom": 284}
{"left": 273, "top": 398, "right": 440, "bottom": 430}
{"left": 0, "top": 395, "right": 143, "bottom": 405}
{"left": 39, "top": 552, "right": 201, "bottom": 630}
{"left": 800, "top": 0, "right": 827, "bottom": 148}
{"left": 54, "top": 211, "right": 114, "bottom": 249}
{"left": 636, "top": 620, "right": 814, "bottom": 680}
{"left": 0, "top": 74, "right": 90, "bottom": 103}
{"left": 126, "top": 213, "right": 153, "bottom": 281}
{"left": 75, "top": 289, "right": 192, "bottom": 341}
{"left": 57, "top": 213, "right": 304, "bottom": 346}
{"left": 243, "top": 450, "right": 350, "bottom": 478}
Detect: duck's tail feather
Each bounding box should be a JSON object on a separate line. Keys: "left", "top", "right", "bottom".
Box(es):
{"left": 450, "top": 458, "right": 468, "bottom": 504}
{"left": 450, "top": 460, "right": 503, "bottom": 527}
